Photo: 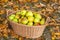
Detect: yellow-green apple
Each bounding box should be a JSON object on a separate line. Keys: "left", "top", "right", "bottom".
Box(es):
{"left": 9, "top": 14, "right": 15, "bottom": 20}
{"left": 13, "top": 18, "right": 18, "bottom": 23}
{"left": 40, "top": 18, "right": 45, "bottom": 25}
{"left": 28, "top": 16, "right": 34, "bottom": 22}
{"left": 34, "top": 18, "right": 40, "bottom": 23}
{"left": 26, "top": 11, "right": 33, "bottom": 17}
{"left": 27, "top": 22, "right": 33, "bottom": 26}
{"left": 34, "top": 13, "right": 42, "bottom": 19}
{"left": 21, "top": 17, "right": 28, "bottom": 25}
{"left": 20, "top": 10, "right": 27, "bottom": 16}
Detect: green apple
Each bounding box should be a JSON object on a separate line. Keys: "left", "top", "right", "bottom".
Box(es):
{"left": 40, "top": 18, "right": 45, "bottom": 25}
{"left": 16, "top": 11, "right": 21, "bottom": 15}
{"left": 21, "top": 17, "right": 28, "bottom": 25}
{"left": 20, "top": 10, "right": 27, "bottom": 16}
{"left": 28, "top": 16, "right": 34, "bottom": 22}
{"left": 34, "top": 13, "right": 42, "bottom": 19}
{"left": 9, "top": 14, "right": 15, "bottom": 20}
{"left": 34, "top": 18, "right": 40, "bottom": 23}
{"left": 27, "top": 22, "right": 33, "bottom": 26}
{"left": 26, "top": 11, "right": 33, "bottom": 17}
{"left": 10, "top": 14, "right": 15, "bottom": 17}
{"left": 9, "top": 16, "right": 14, "bottom": 20}
{"left": 13, "top": 18, "right": 18, "bottom": 23}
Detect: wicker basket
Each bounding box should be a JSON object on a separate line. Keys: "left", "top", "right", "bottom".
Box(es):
{"left": 7, "top": 10, "right": 50, "bottom": 38}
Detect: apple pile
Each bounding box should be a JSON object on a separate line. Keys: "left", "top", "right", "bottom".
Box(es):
{"left": 9, "top": 10, "right": 46, "bottom": 26}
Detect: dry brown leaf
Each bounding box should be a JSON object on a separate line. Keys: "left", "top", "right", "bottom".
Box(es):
{"left": 32, "top": 0, "right": 38, "bottom": 2}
